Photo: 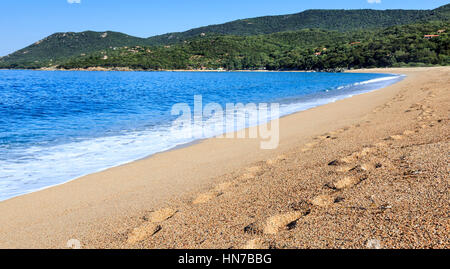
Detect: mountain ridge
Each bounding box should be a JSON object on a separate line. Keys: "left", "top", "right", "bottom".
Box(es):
{"left": 146, "top": 6, "right": 450, "bottom": 45}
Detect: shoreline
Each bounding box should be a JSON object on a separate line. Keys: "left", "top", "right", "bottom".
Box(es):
{"left": 1, "top": 66, "right": 446, "bottom": 72}
{"left": 1, "top": 67, "right": 322, "bottom": 72}
{"left": 0, "top": 72, "right": 403, "bottom": 203}
{"left": 0, "top": 67, "right": 448, "bottom": 248}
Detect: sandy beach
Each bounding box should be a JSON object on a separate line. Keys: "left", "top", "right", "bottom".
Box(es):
{"left": 0, "top": 67, "right": 448, "bottom": 249}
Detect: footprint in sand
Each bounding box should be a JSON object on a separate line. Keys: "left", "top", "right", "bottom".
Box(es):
{"left": 329, "top": 159, "right": 361, "bottom": 173}
{"left": 147, "top": 208, "right": 178, "bottom": 223}
{"left": 337, "top": 148, "right": 375, "bottom": 164}
{"left": 127, "top": 223, "right": 162, "bottom": 244}
{"left": 126, "top": 207, "right": 177, "bottom": 244}
{"left": 263, "top": 211, "right": 308, "bottom": 235}
{"left": 311, "top": 194, "right": 335, "bottom": 207}
{"left": 193, "top": 191, "right": 222, "bottom": 205}
{"left": 346, "top": 148, "right": 375, "bottom": 160}
{"left": 332, "top": 176, "right": 361, "bottom": 190}
{"left": 193, "top": 179, "right": 238, "bottom": 205}
{"left": 332, "top": 158, "right": 379, "bottom": 173}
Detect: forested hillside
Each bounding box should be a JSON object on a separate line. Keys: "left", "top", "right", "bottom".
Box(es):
{"left": 0, "top": 31, "right": 153, "bottom": 68}
{"left": 57, "top": 21, "right": 449, "bottom": 71}
{"left": 147, "top": 5, "right": 450, "bottom": 45}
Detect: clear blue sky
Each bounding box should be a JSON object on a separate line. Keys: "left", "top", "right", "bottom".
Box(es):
{"left": 0, "top": 0, "right": 448, "bottom": 56}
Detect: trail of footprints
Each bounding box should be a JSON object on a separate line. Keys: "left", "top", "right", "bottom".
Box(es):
{"left": 371, "top": 91, "right": 407, "bottom": 114}
{"left": 240, "top": 95, "right": 442, "bottom": 248}
{"left": 241, "top": 125, "right": 368, "bottom": 248}
{"left": 123, "top": 123, "right": 375, "bottom": 247}
{"left": 125, "top": 165, "right": 266, "bottom": 245}
{"left": 125, "top": 92, "right": 444, "bottom": 248}
{"left": 242, "top": 129, "right": 422, "bottom": 248}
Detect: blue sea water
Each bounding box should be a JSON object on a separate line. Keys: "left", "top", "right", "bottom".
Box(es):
{"left": 0, "top": 70, "right": 403, "bottom": 201}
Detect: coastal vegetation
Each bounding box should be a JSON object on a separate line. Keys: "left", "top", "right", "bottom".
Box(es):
{"left": 59, "top": 21, "right": 450, "bottom": 71}
{"left": 0, "top": 31, "right": 151, "bottom": 69}
{"left": 146, "top": 5, "right": 450, "bottom": 45}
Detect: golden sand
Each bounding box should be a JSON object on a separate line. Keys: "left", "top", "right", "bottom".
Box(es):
{"left": 0, "top": 67, "right": 448, "bottom": 249}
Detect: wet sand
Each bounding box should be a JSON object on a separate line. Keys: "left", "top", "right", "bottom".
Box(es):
{"left": 0, "top": 67, "right": 448, "bottom": 249}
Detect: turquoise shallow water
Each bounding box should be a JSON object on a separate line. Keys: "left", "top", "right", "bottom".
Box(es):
{"left": 0, "top": 70, "right": 403, "bottom": 201}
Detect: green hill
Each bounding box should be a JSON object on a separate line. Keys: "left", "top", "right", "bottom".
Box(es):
{"left": 58, "top": 21, "right": 450, "bottom": 71}
{"left": 1, "top": 4, "right": 449, "bottom": 69}
{"left": 147, "top": 5, "right": 450, "bottom": 45}
{"left": 0, "top": 31, "right": 152, "bottom": 68}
